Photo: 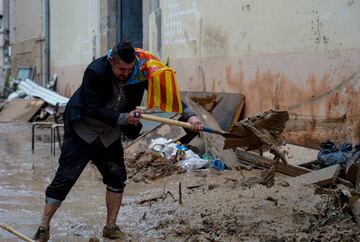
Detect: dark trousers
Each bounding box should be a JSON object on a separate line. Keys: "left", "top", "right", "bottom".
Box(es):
{"left": 45, "top": 132, "right": 127, "bottom": 202}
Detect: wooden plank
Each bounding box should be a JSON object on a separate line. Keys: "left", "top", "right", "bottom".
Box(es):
{"left": 0, "top": 98, "right": 44, "bottom": 122}
{"left": 289, "top": 164, "right": 340, "bottom": 187}
{"left": 231, "top": 94, "right": 245, "bottom": 124}
{"left": 140, "top": 112, "right": 176, "bottom": 133}
{"left": 224, "top": 110, "right": 289, "bottom": 150}
{"left": 235, "top": 149, "right": 311, "bottom": 176}
{"left": 263, "top": 144, "right": 319, "bottom": 166}
{"left": 235, "top": 149, "right": 352, "bottom": 186}
{"left": 211, "top": 93, "right": 245, "bottom": 130}
{"left": 181, "top": 91, "right": 245, "bottom": 131}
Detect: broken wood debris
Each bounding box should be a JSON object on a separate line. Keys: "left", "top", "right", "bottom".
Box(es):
{"left": 289, "top": 164, "right": 341, "bottom": 187}
{"left": 137, "top": 190, "right": 176, "bottom": 205}
{"left": 182, "top": 91, "right": 245, "bottom": 131}
{"left": 235, "top": 148, "right": 310, "bottom": 177}
{"left": 179, "top": 182, "right": 182, "bottom": 204}
{"left": 236, "top": 148, "right": 352, "bottom": 188}
{"left": 0, "top": 98, "right": 44, "bottom": 122}
{"left": 224, "top": 109, "right": 289, "bottom": 151}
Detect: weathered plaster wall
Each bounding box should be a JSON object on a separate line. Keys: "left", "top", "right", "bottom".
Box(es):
{"left": 50, "top": 0, "right": 101, "bottom": 97}
{"left": 154, "top": 0, "right": 360, "bottom": 147}
{"left": 9, "top": 0, "right": 43, "bottom": 43}
{"left": 99, "top": 0, "right": 116, "bottom": 56}
{"left": 9, "top": 0, "right": 44, "bottom": 83}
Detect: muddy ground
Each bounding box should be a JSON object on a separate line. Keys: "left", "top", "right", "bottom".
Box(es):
{"left": 0, "top": 123, "right": 360, "bottom": 242}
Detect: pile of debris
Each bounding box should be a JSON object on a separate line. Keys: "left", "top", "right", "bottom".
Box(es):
{"left": 123, "top": 92, "right": 291, "bottom": 185}
{"left": 126, "top": 150, "right": 185, "bottom": 183}
{"left": 0, "top": 78, "right": 68, "bottom": 123}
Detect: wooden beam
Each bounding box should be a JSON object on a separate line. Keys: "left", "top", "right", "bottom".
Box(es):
{"left": 289, "top": 165, "right": 340, "bottom": 187}
{"left": 236, "top": 149, "right": 352, "bottom": 187}
{"left": 235, "top": 149, "right": 311, "bottom": 176}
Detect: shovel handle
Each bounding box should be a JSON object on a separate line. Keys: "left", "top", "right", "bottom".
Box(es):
{"left": 138, "top": 113, "right": 225, "bottom": 135}
{"left": 0, "top": 223, "right": 35, "bottom": 242}
{"left": 139, "top": 113, "right": 193, "bottom": 129}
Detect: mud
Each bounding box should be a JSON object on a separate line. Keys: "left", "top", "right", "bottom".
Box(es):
{"left": 126, "top": 151, "right": 185, "bottom": 183}
{"left": 1, "top": 123, "right": 360, "bottom": 241}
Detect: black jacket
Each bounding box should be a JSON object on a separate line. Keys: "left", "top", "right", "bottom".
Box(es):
{"left": 63, "top": 55, "right": 192, "bottom": 135}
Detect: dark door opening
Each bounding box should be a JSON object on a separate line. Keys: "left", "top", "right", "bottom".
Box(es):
{"left": 116, "top": 0, "right": 143, "bottom": 48}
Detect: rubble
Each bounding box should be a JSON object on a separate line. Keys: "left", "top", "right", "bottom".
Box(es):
{"left": 126, "top": 151, "right": 186, "bottom": 183}
{"left": 0, "top": 78, "right": 68, "bottom": 123}
{"left": 1, "top": 84, "right": 360, "bottom": 241}
{"left": 2, "top": 122, "right": 360, "bottom": 241}
{"left": 0, "top": 98, "right": 44, "bottom": 122}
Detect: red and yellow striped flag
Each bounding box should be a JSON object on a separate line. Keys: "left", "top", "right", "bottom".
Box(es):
{"left": 135, "top": 48, "right": 182, "bottom": 113}
{"left": 145, "top": 60, "right": 183, "bottom": 113}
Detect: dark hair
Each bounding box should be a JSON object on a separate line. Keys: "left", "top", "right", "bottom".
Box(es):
{"left": 112, "top": 41, "right": 136, "bottom": 64}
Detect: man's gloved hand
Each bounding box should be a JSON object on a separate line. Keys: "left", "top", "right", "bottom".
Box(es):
{"left": 128, "top": 110, "right": 141, "bottom": 125}
{"left": 187, "top": 116, "right": 203, "bottom": 132}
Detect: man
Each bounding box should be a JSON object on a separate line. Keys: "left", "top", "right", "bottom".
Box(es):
{"left": 33, "top": 41, "right": 203, "bottom": 241}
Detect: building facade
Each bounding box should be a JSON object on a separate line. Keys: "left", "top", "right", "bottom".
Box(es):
{"left": 3, "top": 0, "right": 359, "bottom": 147}
{"left": 144, "top": 0, "right": 360, "bottom": 147}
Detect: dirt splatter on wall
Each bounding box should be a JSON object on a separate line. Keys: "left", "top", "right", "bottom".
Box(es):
{"left": 157, "top": 0, "right": 360, "bottom": 148}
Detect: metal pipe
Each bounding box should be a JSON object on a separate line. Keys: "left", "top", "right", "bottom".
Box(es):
{"left": 116, "top": 0, "right": 122, "bottom": 43}
{"left": 44, "top": 0, "right": 50, "bottom": 85}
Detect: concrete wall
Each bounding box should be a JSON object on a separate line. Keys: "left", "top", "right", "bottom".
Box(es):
{"left": 150, "top": 0, "right": 360, "bottom": 147}
{"left": 99, "top": 0, "right": 116, "bottom": 55}
{"left": 9, "top": 0, "right": 44, "bottom": 83}
{"left": 143, "top": 0, "right": 161, "bottom": 56}
{"left": 50, "top": 0, "right": 101, "bottom": 97}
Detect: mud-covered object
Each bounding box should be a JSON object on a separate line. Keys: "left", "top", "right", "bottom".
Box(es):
{"left": 317, "top": 141, "right": 352, "bottom": 172}
{"left": 348, "top": 144, "right": 360, "bottom": 165}
{"left": 126, "top": 151, "right": 185, "bottom": 183}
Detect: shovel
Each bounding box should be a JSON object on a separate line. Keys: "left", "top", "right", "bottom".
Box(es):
{"left": 0, "top": 223, "right": 35, "bottom": 242}
{"left": 137, "top": 113, "right": 227, "bottom": 135}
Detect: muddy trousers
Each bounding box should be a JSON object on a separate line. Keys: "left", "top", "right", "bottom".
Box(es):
{"left": 45, "top": 132, "right": 127, "bottom": 205}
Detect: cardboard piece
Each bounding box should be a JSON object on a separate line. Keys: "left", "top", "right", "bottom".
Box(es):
{"left": 0, "top": 98, "right": 44, "bottom": 122}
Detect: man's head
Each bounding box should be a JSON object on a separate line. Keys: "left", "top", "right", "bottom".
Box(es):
{"left": 109, "top": 41, "right": 136, "bottom": 81}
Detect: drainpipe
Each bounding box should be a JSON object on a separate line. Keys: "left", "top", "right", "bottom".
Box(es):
{"left": 116, "top": 0, "right": 122, "bottom": 43}
{"left": 44, "top": 0, "right": 50, "bottom": 85}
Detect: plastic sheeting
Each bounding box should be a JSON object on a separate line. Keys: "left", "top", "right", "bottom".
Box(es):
{"left": 18, "top": 79, "right": 69, "bottom": 106}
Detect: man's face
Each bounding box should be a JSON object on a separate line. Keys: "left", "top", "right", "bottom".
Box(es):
{"left": 109, "top": 57, "right": 135, "bottom": 81}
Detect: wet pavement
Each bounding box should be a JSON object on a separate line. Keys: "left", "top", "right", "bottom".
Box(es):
{"left": 0, "top": 123, "right": 214, "bottom": 241}
{"left": 1, "top": 123, "right": 360, "bottom": 242}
